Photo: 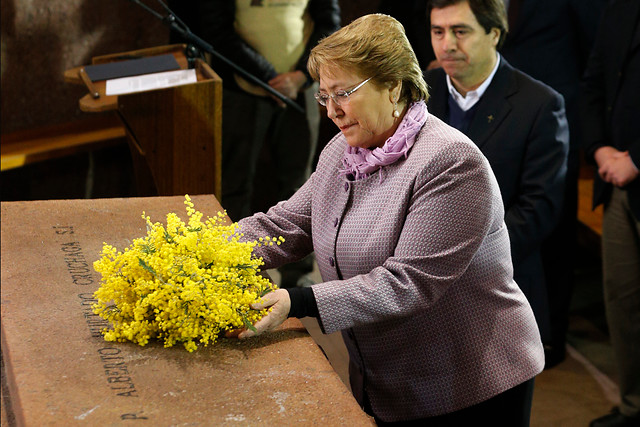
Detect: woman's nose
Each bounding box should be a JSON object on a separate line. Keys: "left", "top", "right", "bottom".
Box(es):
{"left": 326, "top": 97, "right": 341, "bottom": 119}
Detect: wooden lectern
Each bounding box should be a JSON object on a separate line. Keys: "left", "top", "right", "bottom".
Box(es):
{"left": 65, "top": 45, "right": 222, "bottom": 199}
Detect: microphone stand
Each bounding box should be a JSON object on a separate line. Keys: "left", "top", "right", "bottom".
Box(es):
{"left": 127, "top": 0, "right": 305, "bottom": 114}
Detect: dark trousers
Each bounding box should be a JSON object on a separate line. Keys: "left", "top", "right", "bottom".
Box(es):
{"left": 541, "top": 147, "right": 580, "bottom": 352}
{"left": 371, "top": 378, "right": 536, "bottom": 427}
{"left": 220, "top": 88, "right": 317, "bottom": 221}
{"left": 602, "top": 188, "right": 640, "bottom": 417}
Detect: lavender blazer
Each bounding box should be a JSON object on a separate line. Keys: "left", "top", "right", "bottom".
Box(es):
{"left": 238, "top": 113, "right": 544, "bottom": 421}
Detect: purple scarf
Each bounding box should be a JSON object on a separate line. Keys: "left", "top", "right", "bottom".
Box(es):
{"left": 340, "top": 100, "right": 428, "bottom": 181}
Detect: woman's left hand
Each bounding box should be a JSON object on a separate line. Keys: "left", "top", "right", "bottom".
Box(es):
{"left": 238, "top": 289, "right": 291, "bottom": 339}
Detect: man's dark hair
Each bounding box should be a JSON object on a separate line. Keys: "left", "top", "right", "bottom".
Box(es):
{"left": 428, "top": 0, "right": 509, "bottom": 49}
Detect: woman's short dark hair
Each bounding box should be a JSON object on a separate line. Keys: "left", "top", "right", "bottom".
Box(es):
{"left": 428, "top": 0, "right": 509, "bottom": 48}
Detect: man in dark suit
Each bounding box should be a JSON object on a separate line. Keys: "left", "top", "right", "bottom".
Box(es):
{"left": 500, "top": 0, "right": 607, "bottom": 369}
{"left": 378, "top": 0, "right": 434, "bottom": 70}
{"left": 425, "top": 0, "right": 569, "bottom": 345}
{"left": 581, "top": 1, "right": 640, "bottom": 425}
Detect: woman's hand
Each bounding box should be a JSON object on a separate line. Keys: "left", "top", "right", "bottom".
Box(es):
{"left": 238, "top": 289, "right": 291, "bottom": 339}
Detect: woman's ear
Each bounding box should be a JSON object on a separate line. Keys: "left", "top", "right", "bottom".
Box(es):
{"left": 389, "top": 80, "right": 403, "bottom": 103}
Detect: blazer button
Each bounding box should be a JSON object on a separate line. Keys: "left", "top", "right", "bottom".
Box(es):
{"left": 333, "top": 217, "right": 339, "bottom": 227}
{"left": 329, "top": 257, "right": 335, "bottom": 267}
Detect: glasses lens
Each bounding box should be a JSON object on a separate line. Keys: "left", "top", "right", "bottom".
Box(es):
{"left": 314, "top": 93, "right": 327, "bottom": 106}
{"left": 335, "top": 91, "right": 349, "bottom": 106}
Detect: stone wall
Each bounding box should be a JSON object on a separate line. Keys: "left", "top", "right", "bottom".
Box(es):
{"left": 0, "top": 0, "right": 168, "bottom": 134}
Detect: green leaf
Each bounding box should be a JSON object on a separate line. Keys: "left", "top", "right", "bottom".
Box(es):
{"left": 259, "top": 287, "right": 272, "bottom": 297}
{"left": 140, "top": 243, "right": 156, "bottom": 255}
{"left": 242, "top": 315, "right": 258, "bottom": 333}
{"left": 138, "top": 258, "right": 156, "bottom": 275}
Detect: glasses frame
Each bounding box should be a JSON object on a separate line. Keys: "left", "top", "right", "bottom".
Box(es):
{"left": 314, "top": 76, "right": 374, "bottom": 107}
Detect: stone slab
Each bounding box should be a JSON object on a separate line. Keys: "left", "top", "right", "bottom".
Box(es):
{"left": 1, "top": 195, "right": 373, "bottom": 426}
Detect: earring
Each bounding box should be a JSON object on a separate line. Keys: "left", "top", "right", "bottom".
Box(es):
{"left": 393, "top": 101, "right": 400, "bottom": 118}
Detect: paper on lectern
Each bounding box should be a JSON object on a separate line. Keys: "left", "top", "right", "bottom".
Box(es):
{"left": 105, "top": 69, "right": 197, "bottom": 96}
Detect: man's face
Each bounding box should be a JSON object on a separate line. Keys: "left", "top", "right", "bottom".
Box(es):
{"left": 430, "top": 1, "right": 500, "bottom": 92}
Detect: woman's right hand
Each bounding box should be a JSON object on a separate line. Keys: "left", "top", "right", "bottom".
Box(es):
{"left": 238, "top": 289, "right": 291, "bottom": 339}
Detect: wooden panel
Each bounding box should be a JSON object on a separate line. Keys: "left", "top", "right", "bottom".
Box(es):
{"left": 117, "top": 60, "right": 222, "bottom": 198}
{"left": 578, "top": 178, "right": 603, "bottom": 236}
{"left": 0, "top": 115, "right": 126, "bottom": 171}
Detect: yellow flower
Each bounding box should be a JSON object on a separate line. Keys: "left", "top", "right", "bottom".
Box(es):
{"left": 92, "top": 195, "right": 282, "bottom": 352}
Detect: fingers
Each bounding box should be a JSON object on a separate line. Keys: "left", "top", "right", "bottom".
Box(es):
{"left": 250, "top": 292, "right": 279, "bottom": 310}
{"left": 269, "top": 72, "right": 302, "bottom": 99}
{"left": 238, "top": 315, "right": 274, "bottom": 339}
{"left": 237, "top": 289, "right": 291, "bottom": 339}
{"left": 599, "top": 154, "right": 639, "bottom": 187}
{"left": 225, "top": 328, "right": 243, "bottom": 338}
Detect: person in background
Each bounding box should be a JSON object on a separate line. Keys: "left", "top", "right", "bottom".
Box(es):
{"left": 423, "top": 0, "right": 569, "bottom": 349}
{"left": 233, "top": 14, "right": 544, "bottom": 425}
{"left": 377, "top": 0, "right": 434, "bottom": 70}
{"left": 581, "top": 1, "right": 640, "bottom": 425}
{"left": 500, "top": 0, "right": 608, "bottom": 368}
{"left": 198, "top": 0, "right": 341, "bottom": 288}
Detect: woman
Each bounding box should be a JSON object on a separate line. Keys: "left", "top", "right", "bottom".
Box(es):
{"left": 234, "top": 14, "right": 544, "bottom": 426}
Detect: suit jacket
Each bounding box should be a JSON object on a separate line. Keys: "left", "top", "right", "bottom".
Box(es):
{"left": 239, "top": 113, "right": 544, "bottom": 421}
{"left": 581, "top": 0, "right": 640, "bottom": 219}
{"left": 501, "top": 0, "right": 607, "bottom": 151}
{"left": 378, "top": 0, "right": 433, "bottom": 69}
{"left": 425, "top": 58, "right": 569, "bottom": 341}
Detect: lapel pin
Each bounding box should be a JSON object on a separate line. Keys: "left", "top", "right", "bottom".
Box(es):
{"left": 487, "top": 115, "right": 494, "bottom": 123}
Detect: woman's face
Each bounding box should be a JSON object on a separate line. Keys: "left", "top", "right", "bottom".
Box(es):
{"left": 318, "top": 67, "right": 402, "bottom": 149}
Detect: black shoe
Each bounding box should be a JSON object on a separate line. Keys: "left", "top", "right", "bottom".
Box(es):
{"left": 590, "top": 407, "right": 640, "bottom": 427}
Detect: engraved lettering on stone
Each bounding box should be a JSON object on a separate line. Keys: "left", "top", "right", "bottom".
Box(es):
{"left": 79, "top": 293, "right": 110, "bottom": 338}
{"left": 53, "top": 225, "right": 75, "bottom": 235}
{"left": 58, "top": 240, "right": 95, "bottom": 285}
{"left": 97, "top": 347, "right": 139, "bottom": 397}
{"left": 121, "top": 413, "right": 149, "bottom": 420}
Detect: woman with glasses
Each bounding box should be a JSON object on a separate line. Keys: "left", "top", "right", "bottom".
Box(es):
{"left": 233, "top": 14, "right": 544, "bottom": 426}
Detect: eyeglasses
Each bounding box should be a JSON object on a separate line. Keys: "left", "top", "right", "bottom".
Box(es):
{"left": 314, "top": 77, "right": 373, "bottom": 107}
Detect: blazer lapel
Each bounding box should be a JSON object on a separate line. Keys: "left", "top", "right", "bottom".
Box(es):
{"left": 466, "top": 58, "right": 516, "bottom": 149}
